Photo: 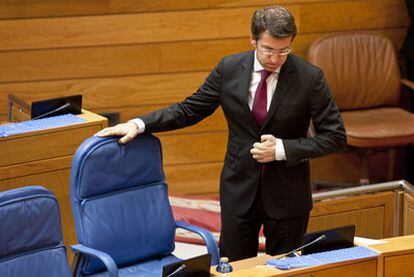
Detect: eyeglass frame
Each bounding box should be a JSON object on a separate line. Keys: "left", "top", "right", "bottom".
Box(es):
{"left": 256, "top": 40, "right": 292, "bottom": 57}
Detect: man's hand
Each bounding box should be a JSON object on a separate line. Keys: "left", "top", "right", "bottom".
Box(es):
{"left": 95, "top": 122, "right": 140, "bottom": 144}
{"left": 250, "top": 134, "right": 276, "bottom": 163}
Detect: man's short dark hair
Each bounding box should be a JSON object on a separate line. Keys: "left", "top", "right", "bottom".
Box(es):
{"left": 251, "top": 6, "right": 297, "bottom": 41}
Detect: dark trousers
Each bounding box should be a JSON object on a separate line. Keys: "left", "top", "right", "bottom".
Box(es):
{"left": 219, "top": 188, "right": 309, "bottom": 262}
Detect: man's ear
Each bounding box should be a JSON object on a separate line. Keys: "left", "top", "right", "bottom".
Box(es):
{"left": 250, "top": 35, "right": 257, "bottom": 48}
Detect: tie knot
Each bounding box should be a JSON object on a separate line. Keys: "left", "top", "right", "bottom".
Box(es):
{"left": 261, "top": 70, "right": 272, "bottom": 80}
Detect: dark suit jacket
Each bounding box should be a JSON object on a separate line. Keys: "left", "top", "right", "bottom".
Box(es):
{"left": 141, "top": 51, "right": 347, "bottom": 219}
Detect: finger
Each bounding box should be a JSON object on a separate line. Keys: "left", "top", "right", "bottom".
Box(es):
{"left": 119, "top": 128, "right": 139, "bottom": 144}
{"left": 253, "top": 142, "right": 265, "bottom": 150}
{"left": 119, "top": 134, "right": 133, "bottom": 144}
{"left": 261, "top": 134, "right": 276, "bottom": 143}
{"left": 95, "top": 127, "right": 115, "bottom": 137}
{"left": 250, "top": 147, "right": 265, "bottom": 155}
{"left": 252, "top": 154, "right": 263, "bottom": 160}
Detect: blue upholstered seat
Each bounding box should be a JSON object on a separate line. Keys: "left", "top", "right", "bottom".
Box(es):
{"left": 0, "top": 186, "right": 71, "bottom": 277}
{"left": 70, "top": 135, "right": 219, "bottom": 277}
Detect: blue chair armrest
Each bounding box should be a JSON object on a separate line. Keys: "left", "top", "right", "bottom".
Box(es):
{"left": 70, "top": 244, "right": 119, "bottom": 277}
{"left": 175, "top": 221, "right": 219, "bottom": 265}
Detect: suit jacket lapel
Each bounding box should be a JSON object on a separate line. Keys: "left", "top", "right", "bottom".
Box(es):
{"left": 261, "top": 55, "right": 295, "bottom": 132}
{"left": 237, "top": 51, "right": 260, "bottom": 134}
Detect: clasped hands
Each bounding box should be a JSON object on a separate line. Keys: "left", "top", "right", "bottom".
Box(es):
{"left": 250, "top": 134, "right": 277, "bottom": 163}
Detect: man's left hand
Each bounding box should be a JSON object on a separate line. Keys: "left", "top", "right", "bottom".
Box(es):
{"left": 250, "top": 134, "right": 276, "bottom": 163}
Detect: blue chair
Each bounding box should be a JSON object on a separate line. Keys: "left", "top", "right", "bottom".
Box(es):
{"left": 70, "top": 135, "right": 219, "bottom": 277}
{"left": 0, "top": 186, "right": 71, "bottom": 277}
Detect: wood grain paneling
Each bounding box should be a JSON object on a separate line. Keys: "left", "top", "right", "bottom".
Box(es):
{"left": 309, "top": 206, "right": 385, "bottom": 238}
{"left": 0, "top": 71, "right": 209, "bottom": 111}
{"left": 403, "top": 193, "right": 414, "bottom": 235}
{"left": 300, "top": 0, "right": 409, "bottom": 33}
{"left": 310, "top": 192, "right": 395, "bottom": 238}
{"left": 384, "top": 254, "right": 414, "bottom": 277}
{"left": 0, "top": 44, "right": 160, "bottom": 83}
{"left": 0, "top": 7, "right": 260, "bottom": 51}
{"left": 160, "top": 131, "right": 227, "bottom": 165}
{"left": 0, "top": 0, "right": 341, "bottom": 20}
{"left": 165, "top": 162, "right": 222, "bottom": 195}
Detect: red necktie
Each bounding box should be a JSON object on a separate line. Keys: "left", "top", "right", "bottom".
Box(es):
{"left": 252, "top": 70, "right": 272, "bottom": 126}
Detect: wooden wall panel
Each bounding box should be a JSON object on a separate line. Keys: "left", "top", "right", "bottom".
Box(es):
{"left": 0, "top": 44, "right": 160, "bottom": 83}
{"left": 0, "top": 0, "right": 343, "bottom": 20}
{"left": 165, "top": 162, "right": 222, "bottom": 195}
{"left": 403, "top": 193, "right": 414, "bottom": 235}
{"left": 0, "top": 0, "right": 410, "bottom": 195}
{"left": 160, "top": 131, "right": 227, "bottom": 165}
{"left": 0, "top": 72, "right": 209, "bottom": 111}
{"left": 309, "top": 207, "right": 385, "bottom": 238}
{"left": 310, "top": 192, "right": 395, "bottom": 238}
{"left": 300, "top": 0, "right": 408, "bottom": 33}
{"left": 0, "top": 7, "right": 261, "bottom": 51}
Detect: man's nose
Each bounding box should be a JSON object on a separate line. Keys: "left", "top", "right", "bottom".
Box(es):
{"left": 270, "top": 54, "right": 282, "bottom": 63}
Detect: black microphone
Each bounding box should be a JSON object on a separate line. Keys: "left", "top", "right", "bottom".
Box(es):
{"left": 166, "top": 264, "right": 186, "bottom": 277}
{"left": 276, "top": 234, "right": 326, "bottom": 260}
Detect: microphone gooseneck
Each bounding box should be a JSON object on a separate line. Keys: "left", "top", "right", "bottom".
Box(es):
{"left": 276, "top": 234, "right": 326, "bottom": 260}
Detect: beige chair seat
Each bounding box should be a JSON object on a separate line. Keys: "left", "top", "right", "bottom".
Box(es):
{"left": 342, "top": 107, "right": 414, "bottom": 148}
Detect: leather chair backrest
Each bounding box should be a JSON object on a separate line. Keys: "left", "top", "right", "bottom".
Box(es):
{"left": 0, "top": 186, "right": 70, "bottom": 277}
{"left": 70, "top": 135, "right": 176, "bottom": 275}
{"left": 307, "top": 33, "right": 401, "bottom": 111}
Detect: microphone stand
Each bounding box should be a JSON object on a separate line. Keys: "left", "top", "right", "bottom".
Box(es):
{"left": 276, "top": 234, "right": 326, "bottom": 260}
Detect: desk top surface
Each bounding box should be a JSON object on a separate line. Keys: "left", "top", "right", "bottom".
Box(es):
{"left": 210, "top": 235, "right": 414, "bottom": 276}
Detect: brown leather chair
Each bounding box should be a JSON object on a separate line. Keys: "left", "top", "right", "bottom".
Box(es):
{"left": 308, "top": 33, "right": 414, "bottom": 184}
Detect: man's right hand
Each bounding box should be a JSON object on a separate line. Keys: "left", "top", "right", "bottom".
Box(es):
{"left": 95, "top": 122, "right": 140, "bottom": 144}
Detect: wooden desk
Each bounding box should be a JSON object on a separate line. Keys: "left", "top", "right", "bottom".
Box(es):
{"left": 0, "top": 110, "right": 107, "bottom": 261}
{"left": 369, "top": 235, "right": 414, "bottom": 277}
{"left": 211, "top": 235, "right": 414, "bottom": 276}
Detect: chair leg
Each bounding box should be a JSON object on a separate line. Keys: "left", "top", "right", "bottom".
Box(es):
{"left": 387, "top": 148, "right": 396, "bottom": 181}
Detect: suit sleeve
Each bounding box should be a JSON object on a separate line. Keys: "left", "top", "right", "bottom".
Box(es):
{"left": 282, "top": 69, "right": 347, "bottom": 167}
{"left": 140, "top": 60, "right": 223, "bottom": 133}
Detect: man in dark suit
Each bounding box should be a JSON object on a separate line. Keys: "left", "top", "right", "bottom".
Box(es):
{"left": 97, "top": 6, "right": 347, "bottom": 261}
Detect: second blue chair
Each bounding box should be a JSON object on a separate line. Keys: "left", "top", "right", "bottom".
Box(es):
{"left": 70, "top": 134, "right": 219, "bottom": 277}
{"left": 0, "top": 186, "right": 71, "bottom": 277}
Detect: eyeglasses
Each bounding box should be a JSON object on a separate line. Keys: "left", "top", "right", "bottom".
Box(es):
{"left": 257, "top": 41, "right": 292, "bottom": 57}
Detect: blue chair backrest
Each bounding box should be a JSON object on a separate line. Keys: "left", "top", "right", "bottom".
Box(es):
{"left": 0, "top": 186, "right": 70, "bottom": 277}
{"left": 70, "top": 135, "right": 176, "bottom": 275}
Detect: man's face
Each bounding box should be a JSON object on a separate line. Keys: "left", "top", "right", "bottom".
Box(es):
{"left": 251, "top": 31, "right": 293, "bottom": 72}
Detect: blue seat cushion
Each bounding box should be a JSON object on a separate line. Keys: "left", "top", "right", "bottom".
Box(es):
{"left": 89, "top": 255, "right": 181, "bottom": 277}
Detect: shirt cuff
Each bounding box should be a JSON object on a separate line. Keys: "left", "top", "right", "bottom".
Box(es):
{"left": 128, "top": 118, "right": 145, "bottom": 134}
{"left": 275, "top": 138, "right": 286, "bottom": 161}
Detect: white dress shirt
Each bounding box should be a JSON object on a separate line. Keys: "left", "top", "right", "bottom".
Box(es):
{"left": 130, "top": 50, "right": 286, "bottom": 160}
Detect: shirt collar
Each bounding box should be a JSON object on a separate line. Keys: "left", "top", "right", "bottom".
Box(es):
{"left": 253, "top": 50, "right": 281, "bottom": 74}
